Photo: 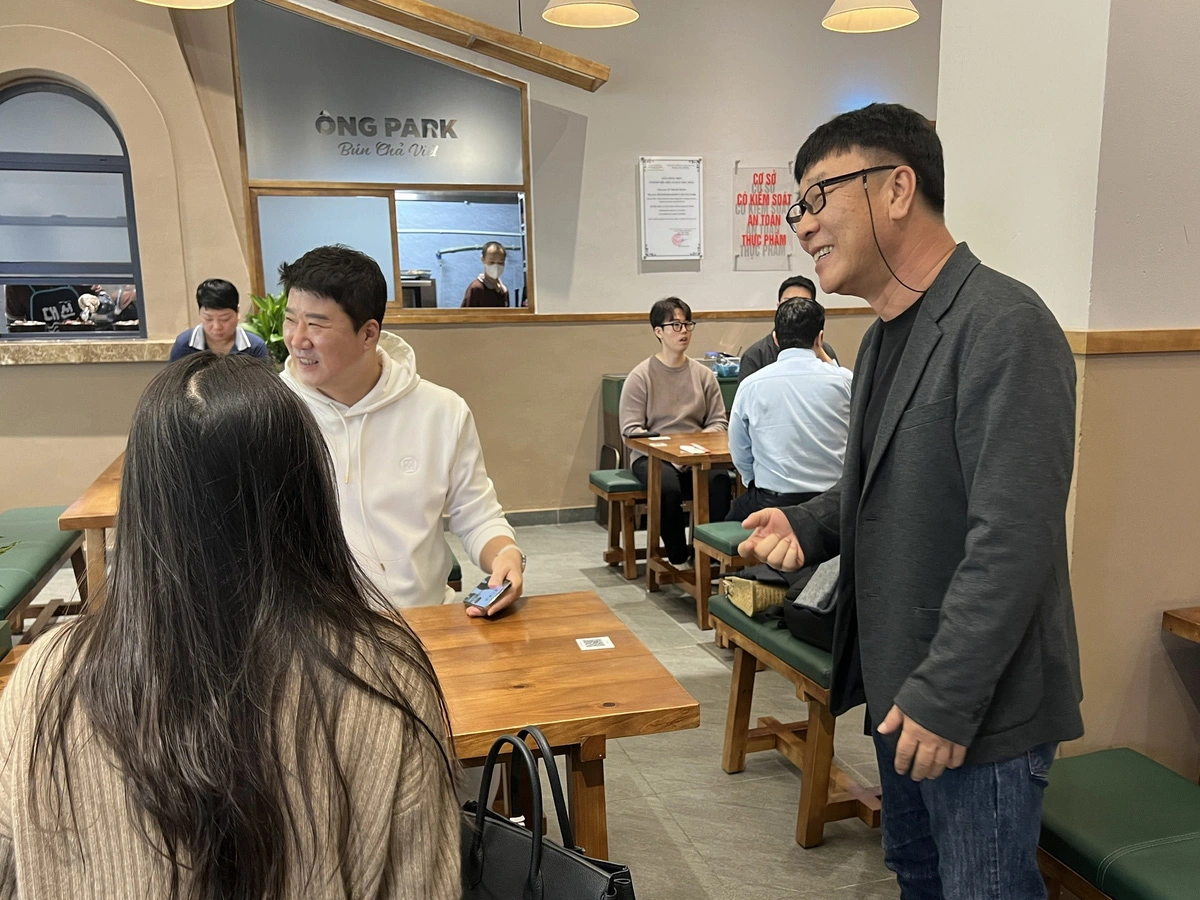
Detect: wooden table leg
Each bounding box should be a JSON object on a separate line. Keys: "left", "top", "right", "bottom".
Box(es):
{"left": 689, "top": 465, "right": 715, "bottom": 626}
{"left": 566, "top": 735, "right": 608, "bottom": 860}
{"left": 84, "top": 528, "right": 107, "bottom": 609}
{"left": 621, "top": 499, "right": 638, "bottom": 580}
{"left": 692, "top": 464, "right": 711, "bottom": 529}
{"left": 645, "top": 459, "right": 662, "bottom": 592}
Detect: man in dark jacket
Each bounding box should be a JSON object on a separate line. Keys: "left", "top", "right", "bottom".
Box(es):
{"left": 737, "top": 274, "right": 837, "bottom": 383}
{"left": 740, "top": 104, "right": 1082, "bottom": 899}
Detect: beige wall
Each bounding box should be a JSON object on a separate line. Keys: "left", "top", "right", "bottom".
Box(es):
{"left": 937, "top": 0, "right": 1111, "bottom": 330}
{"left": 1088, "top": 0, "right": 1200, "bottom": 330}
{"left": 0, "top": 363, "right": 158, "bottom": 512}
{"left": 0, "top": 0, "right": 249, "bottom": 338}
{"left": 0, "top": 314, "right": 873, "bottom": 512}
{"left": 290, "top": 0, "right": 942, "bottom": 314}
{"left": 1067, "top": 352, "right": 1200, "bottom": 777}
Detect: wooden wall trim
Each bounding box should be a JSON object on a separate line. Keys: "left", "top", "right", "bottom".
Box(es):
{"left": 1065, "top": 328, "right": 1200, "bottom": 355}
{"left": 381, "top": 307, "right": 875, "bottom": 325}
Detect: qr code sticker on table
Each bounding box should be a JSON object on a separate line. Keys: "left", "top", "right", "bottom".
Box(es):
{"left": 576, "top": 636, "right": 615, "bottom": 651}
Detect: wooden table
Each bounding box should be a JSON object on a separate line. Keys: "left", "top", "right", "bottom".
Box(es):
{"left": 625, "top": 432, "right": 732, "bottom": 607}
{"left": 402, "top": 591, "right": 699, "bottom": 859}
{"left": 1163, "top": 607, "right": 1200, "bottom": 644}
{"left": 58, "top": 453, "right": 124, "bottom": 607}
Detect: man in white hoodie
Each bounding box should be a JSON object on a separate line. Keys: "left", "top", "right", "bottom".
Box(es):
{"left": 279, "top": 245, "right": 524, "bottom": 615}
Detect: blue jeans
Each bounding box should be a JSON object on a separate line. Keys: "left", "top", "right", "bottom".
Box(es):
{"left": 873, "top": 733, "right": 1055, "bottom": 900}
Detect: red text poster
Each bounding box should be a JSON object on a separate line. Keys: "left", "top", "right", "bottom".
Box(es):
{"left": 733, "top": 164, "right": 791, "bottom": 271}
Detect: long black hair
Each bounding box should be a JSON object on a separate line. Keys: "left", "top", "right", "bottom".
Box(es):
{"left": 28, "top": 352, "right": 454, "bottom": 900}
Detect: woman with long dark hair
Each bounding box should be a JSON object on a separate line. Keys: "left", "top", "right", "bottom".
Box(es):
{"left": 0, "top": 353, "right": 460, "bottom": 899}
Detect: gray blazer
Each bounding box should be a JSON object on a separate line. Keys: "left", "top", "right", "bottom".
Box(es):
{"left": 786, "top": 244, "right": 1084, "bottom": 766}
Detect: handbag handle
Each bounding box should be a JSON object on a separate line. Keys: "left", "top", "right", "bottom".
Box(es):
{"left": 510, "top": 726, "right": 577, "bottom": 852}
{"left": 470, "top": 734, "right": 545, "bottom": 900}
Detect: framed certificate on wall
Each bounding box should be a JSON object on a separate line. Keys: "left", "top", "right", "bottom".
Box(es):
{"left": 639, "top": 156, "right": 703, "bottom": 260}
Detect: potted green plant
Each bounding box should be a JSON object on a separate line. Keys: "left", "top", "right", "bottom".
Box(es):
{"left": 242, "top": 291, "right": 289, "bottom": 369}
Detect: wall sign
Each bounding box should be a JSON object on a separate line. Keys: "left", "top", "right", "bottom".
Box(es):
{"left": 235, "top": 0, "right": 526, "bottom": 185}
{"left": 733, "top": 163, "right": 792, "bottom": 271}
{"left": 639, "top": 156, "right": 703, "bottom": 260}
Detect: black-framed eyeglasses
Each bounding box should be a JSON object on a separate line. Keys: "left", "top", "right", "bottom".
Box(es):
{"left": 785, "top": 165, "right": 899, "bottom": 233}
{"left": 661, "top": 321, "right": 696, "bottom": 333}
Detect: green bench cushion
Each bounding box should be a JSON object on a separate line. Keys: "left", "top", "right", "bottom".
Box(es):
{"left": 448, "top": 549, "right": 462, "bottom": 584}
{"left": 709, "top": 593, "right": 832, "bottom": 690}
{"left": 0, "top": 506, "right": 79, "bottom": 618}
{"left": 589, "top": 469, "right": 644, "bottom": 495}
{"left": 693, "top": 521, "right": 752, "bottom": 557}
{"left": 1041, "top": 747, "right": 1200, "bottom": 900}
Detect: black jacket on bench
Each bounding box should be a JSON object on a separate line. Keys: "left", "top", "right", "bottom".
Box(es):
{"left": 784, "top": 244, "right": 1084, "bottom": 766}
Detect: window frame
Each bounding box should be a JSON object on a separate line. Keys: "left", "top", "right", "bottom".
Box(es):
{"left": 0, "top": 81, "right": 145, "bottom": 339}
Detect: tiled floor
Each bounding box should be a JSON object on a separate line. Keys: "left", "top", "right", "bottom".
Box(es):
{"left": 29, "top": 520, "right": 896, "bottom": 898}
{"left": 445, "top": 521, "right": 895, "bottom": 899}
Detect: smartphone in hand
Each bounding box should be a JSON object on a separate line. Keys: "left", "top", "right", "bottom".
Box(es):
{"left": 463, "top": 578, "right": 512, "bottom": 614}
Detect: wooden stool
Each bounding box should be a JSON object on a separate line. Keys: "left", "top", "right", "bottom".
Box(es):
{"left": 710, "top": 594, "right": 880, "bottom": 848}
{"left": 588, "top": 469, "right": 647, "bottom": 580}
{"left": 690, "top": 521, "right": 752, "bottom": 629}
{"left": 0, "top": 506, "right": 88, "bottom": 643}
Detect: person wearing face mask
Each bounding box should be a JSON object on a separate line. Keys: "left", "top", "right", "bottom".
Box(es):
{"left": 460, "top": 241, "right": 510, "bottom": 308}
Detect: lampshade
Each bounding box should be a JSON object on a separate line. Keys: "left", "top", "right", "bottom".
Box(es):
{"left": 822, "top": 0, "right": 919, "bottom": 33}
{"left": 542, "top": 0, "right": 639, "bottom": 28}
{"left": 134, "top": 0, "right": 234, "bottom": 8}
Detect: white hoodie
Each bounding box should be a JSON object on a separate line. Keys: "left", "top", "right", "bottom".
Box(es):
{"left": 282, "top": 332, "right": 515, "bottom": 609}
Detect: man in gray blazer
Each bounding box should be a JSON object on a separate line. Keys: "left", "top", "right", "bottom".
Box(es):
{"left": 740, "top": 103, "right": 1083, "bottom": 899}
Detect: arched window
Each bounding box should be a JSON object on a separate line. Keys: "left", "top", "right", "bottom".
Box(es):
{"left": 0, "top": 82, "right": 143, "bottom": 337}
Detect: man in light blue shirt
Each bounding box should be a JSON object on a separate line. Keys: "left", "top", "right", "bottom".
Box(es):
{"left": 728, "top": 297, "right": 852, "bottom": 522}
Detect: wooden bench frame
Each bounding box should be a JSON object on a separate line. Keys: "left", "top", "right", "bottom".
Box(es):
{"left": 588, "top": 481, "right": 647, "bottom": 581}
{"left": 714, "top": 614, "right": 881, "bottom": 848}
{"left": 690, "top": 535, "right": 749, "bottom": 630}
{"left": 1038, "top": 847, "right": 1114, "bottom": 900}
{"left": 6, "top": 534, "right": 88, "bottom": 644}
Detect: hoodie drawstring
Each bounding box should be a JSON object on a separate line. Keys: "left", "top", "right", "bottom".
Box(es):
{"left": 327, "top": 404, "right": 388, "bottom": 574}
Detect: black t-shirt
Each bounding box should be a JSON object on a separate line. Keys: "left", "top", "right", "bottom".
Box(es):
{"left": 738, "top": 331, "right": 839, "bottom": 386}
{"left": 4, "top": 285, "right": 87, "bottom": 330}
{"left": 860, "top": 296, "right": 924, "bottom": 473}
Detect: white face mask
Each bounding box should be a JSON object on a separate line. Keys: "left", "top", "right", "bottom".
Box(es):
{"left": 484, "top": 263, "right": 505, "bottom": 281}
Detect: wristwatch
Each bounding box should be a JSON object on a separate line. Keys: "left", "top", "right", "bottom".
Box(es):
{"left": 502, "top": 545, "right": 527, "bottom": 572}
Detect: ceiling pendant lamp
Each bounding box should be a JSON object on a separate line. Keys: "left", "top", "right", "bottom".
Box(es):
{"left": 133, "top": 0, "right": 234, "bottom": 9}
{"left": 542, "top": 0, "right": 639, "bottom": 28}
{"left": 822, "top": 0, "right": 919, "bottom": 33}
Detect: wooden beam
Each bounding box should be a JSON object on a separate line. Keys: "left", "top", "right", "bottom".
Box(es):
{"left": 330, "top": 0, "right": 611, "bottom": 92}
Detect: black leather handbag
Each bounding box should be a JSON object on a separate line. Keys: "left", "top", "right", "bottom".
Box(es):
{"left": 460, "top": 727, "right": 636, "bottom": 900}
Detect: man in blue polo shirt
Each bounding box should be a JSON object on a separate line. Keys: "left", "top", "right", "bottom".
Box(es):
{"left": 169, "top": 279, "right": 269, "bottom": 362}
{"left": 727, "top": 296, "right": 852, "bottom": 521}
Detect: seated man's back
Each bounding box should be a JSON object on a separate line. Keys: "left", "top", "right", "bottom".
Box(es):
{"left": 729, "top": 298, "right": 852, "bottom": 521}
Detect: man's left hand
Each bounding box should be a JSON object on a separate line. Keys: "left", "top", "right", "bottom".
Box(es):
{"left": 467, "top": 546, "right": 524, "bottom": 617}
{"left": 877, "top": 705, "right": 967, "bottom": 781}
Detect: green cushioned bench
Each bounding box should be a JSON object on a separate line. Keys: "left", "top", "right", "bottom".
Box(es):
{"left": 710, "top": 594, "right": 880, "bottom": 847}
{"left": 1039, "top": 748, "right": 1200, "bottom": 900}
{"left": 0, "top": 506, "right": 86, "bottom": 642}
{"left": 588, "top": 469, "right": 647, "bottom": 580}
{"left": 690, "top": 522, "right": 753, "bottom": 629}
